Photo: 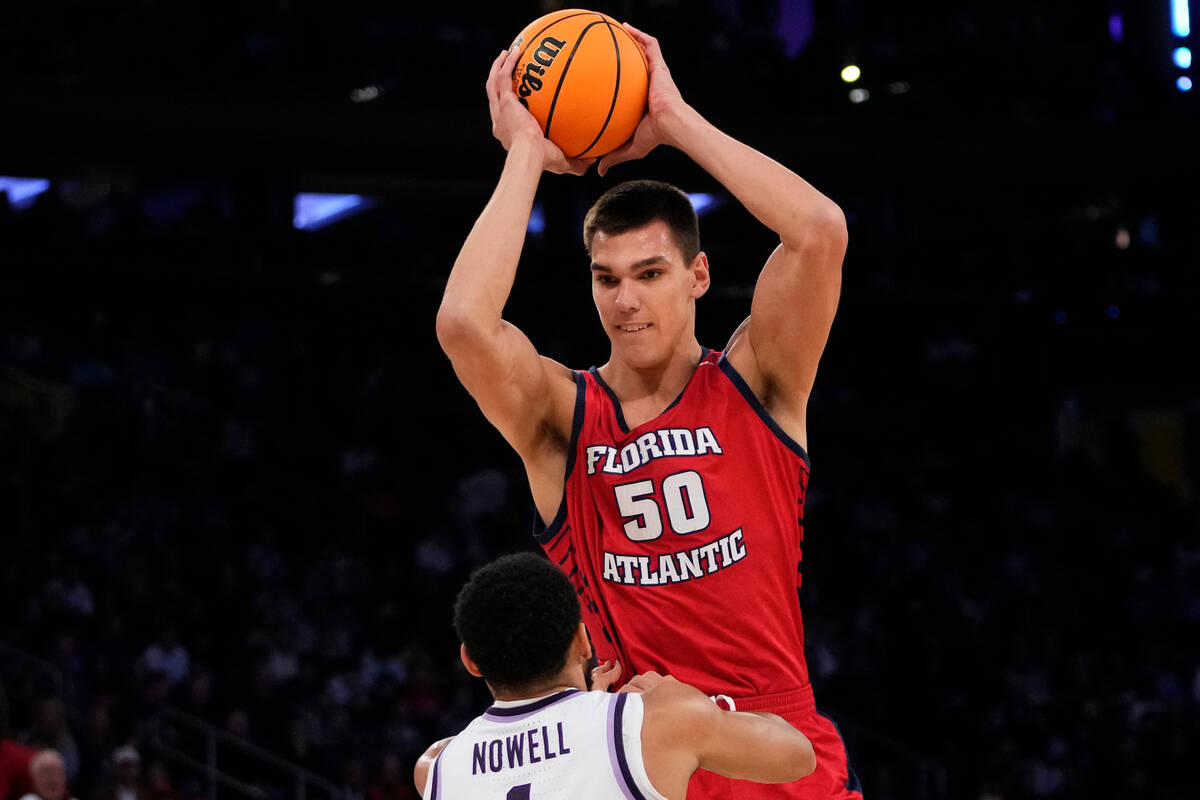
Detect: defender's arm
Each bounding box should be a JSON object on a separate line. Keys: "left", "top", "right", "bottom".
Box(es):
{"left": 636, "top": 674, "right": 816, "bottom": 790}
{"left": 412, "top": 737, "right": 454, "bottom": 798}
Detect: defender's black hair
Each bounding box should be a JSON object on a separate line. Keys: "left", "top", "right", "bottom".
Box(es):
{"left": 453, "top": 552, "right": 581, "bottom": 691}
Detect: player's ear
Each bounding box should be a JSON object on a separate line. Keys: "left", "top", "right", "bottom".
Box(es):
{"left": 689, "top": 251, "right": 710, "bottom": 299}
{"left": 574, "top": 622, "right": 592, "bottom": 662}
{"left": 460, "top": 644, "right": 484, "bottom": 678}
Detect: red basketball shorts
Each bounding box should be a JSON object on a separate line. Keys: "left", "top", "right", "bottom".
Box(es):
{"left": 686, "top": 685, "right": 864, "bottom": 800}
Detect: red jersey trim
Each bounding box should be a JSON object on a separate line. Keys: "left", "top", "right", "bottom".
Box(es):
{"left": 716, "top": 354, "right": 811, "bottom": 466}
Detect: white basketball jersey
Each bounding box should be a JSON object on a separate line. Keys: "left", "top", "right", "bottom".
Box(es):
{"left": 424, "top": 689, "right": 668, "bottom": 800}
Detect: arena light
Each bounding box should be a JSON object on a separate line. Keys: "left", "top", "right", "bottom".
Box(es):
{"left": 293, "top": 193, "right": 376, "bottom": 231}
{"left": 350, "top": 86, "right": 381, "bottom": 103}
{"left": 1175, "top": 46, "right": 1193, "bottom": 68}
{"left": 1109, "top": 12, "right": 1124, "bottom": 43}
{"left": 1173, "top": 0, "right": 1191, "bottom": 37}
{"left": 840, "top": 65, "right": 861, "bottom": 83}
{"left": 848, "top": 88, "right": 870, "bottom": 103}
{"left": 528, "top": 202, "right": 546, "bottom": 235}
{"left": 0, "top": 176, "right": 51, "bottom": 211}
{"left": 1178, "top": 76, "right": 1194, "bottom": 91}
{"left": 687, "top": 193, "right": 723, "bottom": 217}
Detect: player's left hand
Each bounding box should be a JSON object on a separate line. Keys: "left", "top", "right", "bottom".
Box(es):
{"left": 590, "top": 659, "right": 622, "bottom": 692}
{"left": 618, "top": 670, "right": 679, "bottom": 694}
{"left": 597, "top": 23, "right": 690, "bottom": 177}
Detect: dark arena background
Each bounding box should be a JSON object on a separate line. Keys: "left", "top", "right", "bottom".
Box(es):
{"left": 1, "top": 2, "right": 1196, "bottom": 799}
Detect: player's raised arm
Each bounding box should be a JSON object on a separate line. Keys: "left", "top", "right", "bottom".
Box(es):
{"left": 634, "top": 674, "right": 816, "bottom": 794}
{"left": 436, "top": 48, "right": 591, "bottom": 461}
{"left": 599, "top": 24, "right": 847, "bottom": 442}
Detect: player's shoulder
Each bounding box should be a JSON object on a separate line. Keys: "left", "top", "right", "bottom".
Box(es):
{"left": 639, "top": 679, "right": 721, "bottom": 742}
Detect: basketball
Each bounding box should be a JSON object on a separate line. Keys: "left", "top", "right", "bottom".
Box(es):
{"left": 509, "top": 9, "right": 649, "bottom": 159}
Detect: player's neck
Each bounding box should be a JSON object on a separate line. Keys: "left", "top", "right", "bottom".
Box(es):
{"left": 490, "top": 672, "right": 588, "bottom": 703}
{"left": 600, "top": 339, "right": 704, "bottom": 406}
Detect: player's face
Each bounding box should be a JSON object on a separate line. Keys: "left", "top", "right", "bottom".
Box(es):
{"left": 589, "top": 220, "right": 709, "bottom": 367}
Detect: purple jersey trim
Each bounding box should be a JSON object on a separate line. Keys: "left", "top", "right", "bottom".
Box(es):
{"left": 607, "top": 693, "right": 648, "bottom": 800}
{"left": 482, "top": 689, "right": 581, "bottom": 723}
{"left": 428, "top": 751, "right": 441, "bottom": 800}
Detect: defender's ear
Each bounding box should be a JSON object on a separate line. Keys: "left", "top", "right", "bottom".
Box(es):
{"left": 460, "top": 643, "right": 483, "bottom": 678}
{"left": 574, "top": 622, "right": 592, "bottom": 662}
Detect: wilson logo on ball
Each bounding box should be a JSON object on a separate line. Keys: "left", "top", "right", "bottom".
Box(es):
{"left": 517, "top": 36, "right": 567, "bottom": 108}
{"left": 508, "top": 9, "right": 649, "bottom": 159}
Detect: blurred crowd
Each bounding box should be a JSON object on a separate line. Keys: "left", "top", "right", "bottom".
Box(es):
{"left": 3, "top": 150, "right": 1196, "bottom": 800}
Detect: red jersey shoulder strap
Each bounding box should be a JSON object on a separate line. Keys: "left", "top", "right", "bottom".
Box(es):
{"left": 713, "top": 353, "right": 812, "bottom": 467}
{"left": 533, "top": 370, "right": 587, "bottom": 546}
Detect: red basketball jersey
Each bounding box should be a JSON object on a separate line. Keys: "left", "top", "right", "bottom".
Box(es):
{"left": 537, "top": 349, "right": 811, "bottom": 697}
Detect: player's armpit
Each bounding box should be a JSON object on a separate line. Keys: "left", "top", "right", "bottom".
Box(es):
{"left": 413, "top": 737, "right": 454, "bottom": 798}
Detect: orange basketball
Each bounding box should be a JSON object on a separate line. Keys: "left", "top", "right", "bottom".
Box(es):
{"left": 509, "top": 9, "right": 648, "bottom": 159}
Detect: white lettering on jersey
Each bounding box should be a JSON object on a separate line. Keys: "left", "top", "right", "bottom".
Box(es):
{"left": 603, "top": 551, "right": 621, "bottom": 583}
{"left": 696, "top": 426, "right": 721, "bottom": 455}
{"left": 601, "top": 529, "right": 747, "bottom": 586}
{"left": 584, "top": 426, "right": 723, "bottom": 476}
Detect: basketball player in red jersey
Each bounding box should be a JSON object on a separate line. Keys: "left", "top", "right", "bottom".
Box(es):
{"left": 437, "top": 23, "right": 857, "bottom": 800}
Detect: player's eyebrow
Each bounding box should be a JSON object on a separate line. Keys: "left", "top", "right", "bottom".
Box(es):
{"left": 590, "top": 255, "right": 669, "bottom": 272}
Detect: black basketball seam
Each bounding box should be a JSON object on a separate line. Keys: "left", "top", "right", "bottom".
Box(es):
{"left": 572, "top": 20, "right": 624, "bottom": 159}
{"left": 545, "top": 17, "right": 608, "bottom": 143}
{"left": 512, "top": 10, "right": 595, "bottom": 73}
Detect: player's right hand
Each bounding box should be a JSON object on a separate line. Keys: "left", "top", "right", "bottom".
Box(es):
{"left": 590, "top": 659, "right": 623, "bottom": 692}
{"left": 597, "top": 23, "right": 690, "bottom": 177}
{"left": 486, "top": 47, "right": 594, "bottom": 176}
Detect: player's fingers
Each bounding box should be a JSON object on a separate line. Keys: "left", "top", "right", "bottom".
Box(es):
{"left": 486, "top": 49, "right": 508, "bottom": 104}
{"left": 488, "top": 48, "right": 508, "bottom": 85}
{"left": 598, "top": 143, "right": 642, "bottom": 177}
{"left": 566, "top": 157, "right": 597, "bottom": 176}
{"left": 618, "top": 676, "right": 651, "bottom": 693}
{"left": 621, "top": 23, "right": 660, "bottom": 57}
{"left": 490, "top": 47, "right": 520, "bottom": 99}
{"left": 597, "top": 148, "right": 628, "bottom": 177}
{"left": 502, "top": 46, "right": 522, "bottom": 80}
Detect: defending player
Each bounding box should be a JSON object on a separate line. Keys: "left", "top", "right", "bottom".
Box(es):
{"left": 437, "top": 23, "right": 856, "bottom": 799}
{"left": 413, "top": 553, "right": 815, "bottom": 799}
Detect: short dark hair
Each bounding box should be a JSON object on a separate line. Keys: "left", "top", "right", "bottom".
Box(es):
{"left": 583, "top": 180, "right": 701, "bottom": 261}
{"left": 453, "top": 552, "right": 581, "bottom": 692}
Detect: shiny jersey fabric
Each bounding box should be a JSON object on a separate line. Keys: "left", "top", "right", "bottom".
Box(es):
{"left": 537, "top": 349, "right": 812, "bottom": 698}
{"left": 424, "top": 689, "right": 666, "bottom": 800}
